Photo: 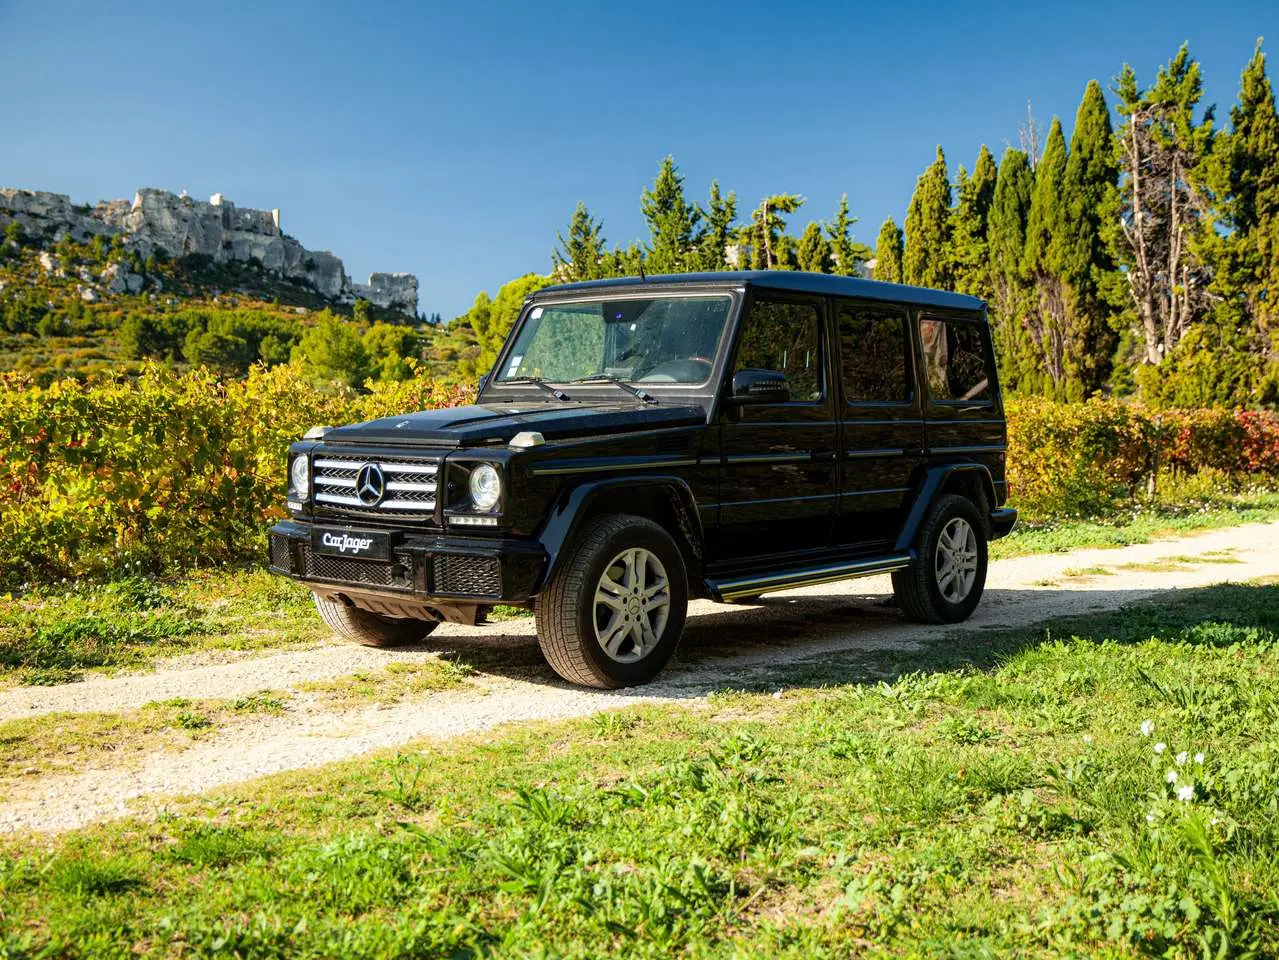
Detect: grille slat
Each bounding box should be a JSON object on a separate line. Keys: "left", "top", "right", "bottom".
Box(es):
{"left": 312, "top": 451, "right": 441, "bottom": 522}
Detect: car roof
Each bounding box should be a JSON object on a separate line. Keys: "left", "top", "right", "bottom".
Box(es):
{"left": 537, "top": 270, "right": 985, "bottom": 313}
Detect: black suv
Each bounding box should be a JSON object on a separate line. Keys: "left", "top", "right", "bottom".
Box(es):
{"left": 269, "top": 271, "right": 1016, "bottom": 687}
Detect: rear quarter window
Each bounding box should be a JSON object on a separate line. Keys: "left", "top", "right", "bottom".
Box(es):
{"left": 919, "top": 317, "right": 992, "bottom": 403}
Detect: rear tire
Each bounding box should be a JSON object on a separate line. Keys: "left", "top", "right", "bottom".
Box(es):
{"left": 892, "top": 494, "right": 988, "bottom": 624}
{"left": 312, "top": 593, "right": 438, "bottom": 647}
{"left": 535, "top": 513, "right": 688, "bottom": 688}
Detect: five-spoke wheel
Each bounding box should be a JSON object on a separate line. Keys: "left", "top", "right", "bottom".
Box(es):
{"left": 893, "top": 494, "right": 988, "bottom": 624}
{"left": 934, "top": 516, "right": 979, "bottom": 604}
{"left": 593, "top": 547, "right": 672, "bottom": 663}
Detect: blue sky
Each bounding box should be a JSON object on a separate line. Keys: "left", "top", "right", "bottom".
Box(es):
{"left": 0, "top": 0, "right": 1273, "bottom": 319}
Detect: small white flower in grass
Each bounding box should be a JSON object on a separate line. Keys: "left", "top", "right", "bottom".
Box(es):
{"left": 1082, "top": 734, "right": 1093, "bottom": 745}
{"left": 1177, "top": 784, "right": 1195, "bottom": 802}
{"left": 1175, "top": 751, "right": 1188, "bottom": 766}
{"left": 1195, "top": 752, "right": 1205, "bottom": 765}
{"left": 1140, "top": 720, "right": 1155, "bottom": 737}
{"left": 1154, "top": 742, "right": 1167, "bottom": 754}
{"left": 1146, "top": 812, "right": 1156, "bottom": 823}
{"left": 1166, "top": 770, "right": 1178, "bottom": 784}
{"left": 772, "top": 690, "right": 783, "bottom": 699}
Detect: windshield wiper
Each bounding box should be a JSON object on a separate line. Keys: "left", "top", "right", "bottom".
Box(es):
{"left": 568, "top": 374, "right": 657, "bottom": 404}
{"left": 501, "top": 376, "right": 571, "bottom": 401}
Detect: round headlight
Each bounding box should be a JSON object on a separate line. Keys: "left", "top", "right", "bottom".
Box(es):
{"left": 290, "top": 454, "right": 310, "bottom": 496}
{"left": 469, "top": 463, "right": 501, "bottom": 511}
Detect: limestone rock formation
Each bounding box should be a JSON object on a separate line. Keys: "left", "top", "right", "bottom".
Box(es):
{"left": 0, "top": 187, "right": 419, "bottom": 318}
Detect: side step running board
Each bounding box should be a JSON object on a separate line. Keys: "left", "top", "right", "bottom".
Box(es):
{"left": 707, "top": 553, "right": 914, "bottom": 601}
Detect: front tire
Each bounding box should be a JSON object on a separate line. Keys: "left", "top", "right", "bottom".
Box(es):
{"left": 312, "top": 593, "right": 438, "bottom": 647}
{"left": 535, "top": 514, "right": 688, "bottom": 688}
{"left": 892, "top": 494, "right": 988, "bottom": 624}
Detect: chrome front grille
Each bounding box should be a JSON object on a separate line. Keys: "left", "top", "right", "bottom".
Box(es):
{"left": 312, "top": 453, "right": 440, "bottom": 521}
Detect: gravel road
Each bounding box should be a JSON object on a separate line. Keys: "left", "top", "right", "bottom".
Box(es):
{"left": 2, "top": 521, "right": 1275, "bottom": 834}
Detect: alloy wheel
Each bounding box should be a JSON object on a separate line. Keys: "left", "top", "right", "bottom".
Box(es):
{"left": 934, "top": 517, "right": 978, "bottom": 603}
{"left": 593, "top": 547, "right": 671, "bottom": 662}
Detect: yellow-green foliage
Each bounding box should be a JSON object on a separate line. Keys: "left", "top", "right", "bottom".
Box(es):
{"left": 1006, "top": 398, "right": 1279, "bottom": 518}
{"left": 0, "top": 364, "right": 470, "bottom": 583}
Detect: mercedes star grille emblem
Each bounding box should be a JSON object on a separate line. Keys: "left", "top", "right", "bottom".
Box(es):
{"left": 355, "top": 463, "right": 386, "bottom": 506}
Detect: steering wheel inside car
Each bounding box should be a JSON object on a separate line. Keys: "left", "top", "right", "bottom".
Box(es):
{"left": 637, "top": 358, "right": 712, "bottom": 383}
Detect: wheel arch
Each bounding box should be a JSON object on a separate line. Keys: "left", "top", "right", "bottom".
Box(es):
{"left": 535, "top": 475, "right": 704, "bottom": 594}
{"left": 894, "top": 463, "right": 996, "bottom": 552}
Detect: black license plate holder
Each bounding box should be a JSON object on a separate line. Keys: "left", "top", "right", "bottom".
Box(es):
{"left": 310, "top": 528, "right": 391, "bottom": 561}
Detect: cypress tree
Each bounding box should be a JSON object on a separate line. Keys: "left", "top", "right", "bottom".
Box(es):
{"left": 697, "top": 181, "right": 737, "bottom": 270}
{"left": 1061, "top": 80, "right": 1121, "bottom": 398}
{"left": 741, "top": 195, "right": 804, "bottom": 269}
{"left": 903, "top": 147, "right": 952, "bottom": 288}
{"left": 641, "top": 156, "right": 701, "bottom": 274}
{"left": 949, "top": 145, "right": 997, "bottom": 299}
{"left": 826, "top": 194, "right": 870, "bottom": 275}
{"left": 987, "top": 148, "right": 1035, "bottom": 390}
{"left": 796, "top": 221, "right": 831, "bottom": 272}
{"left": 552, "top": 203, "right": 606, "bottom": 281}
{"left": 874, "top": 218, "right": 904, "bottom": 283}
{"left": 1022, "top": 118, "right": 1070, "bottom": 395}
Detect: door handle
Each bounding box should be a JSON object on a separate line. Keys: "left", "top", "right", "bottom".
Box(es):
{"left": 811, "top": 449, "right": 836, "bottom": 462}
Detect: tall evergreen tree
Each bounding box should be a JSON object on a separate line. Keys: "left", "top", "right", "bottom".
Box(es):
{"left": 796, "top": 221, "right": 831, "bottom": 272}
{"left": 1061, "top": 80, "right": 1121, "bottom": 398}
{"left": 552, "top": 203, "right": 606, "bottom": 281}
{"left": 987, "top": 148, "right": 1035, "bottom": 390}
{"left": 903, "top": 147, "right": 952, "bottom": 288}
{"left": 1111, "top": 46, "right": 1216, "bottom": 374}
{"left": 949, "top": 146, "right": 998, "bottom": 299}
{"left": 874, "top": 218, "right": 904, "bottom": 283}
{"left": 1022, "top": 118, "right": 1071, "bottom": 394}
{"left": 741, "top": 195, "right": 804, "bottom": 269}
{"left": 826, "top": 194, "right": 870, "bottom": 275}
{"left": 697, "top": 181, "right": 737, "bottom": 270}
{"left": 641, "top": 156, "right": 701, "bottom": 274}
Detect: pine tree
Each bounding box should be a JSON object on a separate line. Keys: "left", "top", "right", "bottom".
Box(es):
{"left": 1111, "top": 46, "right": 1216, "bottom": 376}
{"left": 987, "top": 148, "right": 1035, "bottom": 390}
{"left": 948, "top": 145, "right": 997, "bottom": 299}
{"left": 796, "top": 221, "right": 831, "bottom": 272}
{"left": 874, "top": 218, "right": 904, "bottom": 283}
{"left": 903, "top": 147, "right": 952, "bottom": 288}
{"left": 740, "top": 195, "right": 804, "bottom": 269}
{"left": 641, "top": 156, "right": 701, "bottom": 274}
{"left": 1201, "top": 40, "right": 1279, "bottom": 402}
{"left": 826, "top": 194, "right": 870, "bottom": 275}
{"left": 1060, "top": 80, "right": 1121, "bottom": 398}
{"left": 552, "top": 203, "right": 606, "bottom": 281}
{"left": 1022, "top": 118, "right": 1071, "bottom": 395}
{"left": 697, "top": 181, "right": 737, "bottom": 270}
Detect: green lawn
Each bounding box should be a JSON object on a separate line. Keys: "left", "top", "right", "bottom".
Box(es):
{"left": 3, "top": 583, "right": 1277, "bottom": 957}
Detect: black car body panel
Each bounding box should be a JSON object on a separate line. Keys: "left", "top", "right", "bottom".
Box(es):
{"left": 269, "top": 271, "right": 1015, "bottom": 621}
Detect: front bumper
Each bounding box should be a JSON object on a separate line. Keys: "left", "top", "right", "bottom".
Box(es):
{"left": 268, "top": 520, "right": 547, "bottom": 604}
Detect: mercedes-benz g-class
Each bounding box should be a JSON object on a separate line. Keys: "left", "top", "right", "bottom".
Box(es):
{"left": 269, "top": 271, "right": 1016, "bottom": 687}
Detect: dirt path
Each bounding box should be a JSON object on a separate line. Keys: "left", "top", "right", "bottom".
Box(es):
{"left": 2, "top": 522, "right": 1276, "bottom": 834}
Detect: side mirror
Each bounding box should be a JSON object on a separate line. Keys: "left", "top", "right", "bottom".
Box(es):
{"left": 728, "top": 368, "right": 790, "bottom": 404}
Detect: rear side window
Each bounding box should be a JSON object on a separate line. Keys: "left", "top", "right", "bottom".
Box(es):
{"left": 838, "top": 304, "right": 909, "bottom": 403}
{"left": 920, "top": 317, "right": 991, "bottom": 403}
{"left": 733, "top": 298, "right": 823, "bottom": 401}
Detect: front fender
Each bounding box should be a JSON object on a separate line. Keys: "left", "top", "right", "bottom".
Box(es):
{"left": 534, "top": 475, "right": 704, "bottom": 593}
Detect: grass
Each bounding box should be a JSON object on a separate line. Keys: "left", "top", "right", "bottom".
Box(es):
{"left": 0, "top": 569, "right": 326, "bottom": 685}
{"left": 3, "top": 583, "right": 1279, "bottom": 956}
{"left": 298, "top": 659, "right": 475, "bottom": 707}
{"left": 0, "top": 692, "right": 286, "bottom": 793}
{"left": 990, "top": 490, "right": 1279, "bottom": 559}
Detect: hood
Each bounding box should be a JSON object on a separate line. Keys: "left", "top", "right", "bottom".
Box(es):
{"left": 319, "top": 400, "right": 707, "bottom": 447}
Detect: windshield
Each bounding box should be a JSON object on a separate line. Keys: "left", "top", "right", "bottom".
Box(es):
{"left": 496, "top": 294, "right": 733, "bottom": 385}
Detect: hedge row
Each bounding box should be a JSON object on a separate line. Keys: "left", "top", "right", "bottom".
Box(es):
{"left": 0, "top": 365, "right": 470, "bottom": 584}
{"left": 1005, "top": 398, "right": 1279, "bottom": 517}
{"left": 1, "top": 368, "right": 1276, "bottom": 585}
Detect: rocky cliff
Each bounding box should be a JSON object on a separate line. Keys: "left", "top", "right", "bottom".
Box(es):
{"left": 0, "top": 187, "right": 418, "bottom": 318}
